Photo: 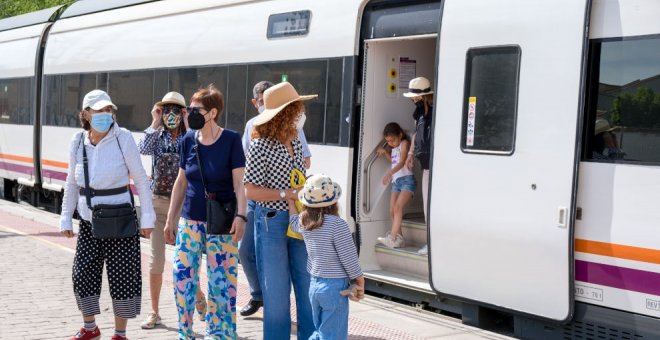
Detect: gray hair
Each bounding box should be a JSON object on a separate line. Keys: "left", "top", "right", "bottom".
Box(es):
{"left": 252, "top": 81, "right": 275, "bottom": 99}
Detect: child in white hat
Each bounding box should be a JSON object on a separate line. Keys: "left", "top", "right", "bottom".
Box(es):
{"left": 287, "top": 174, "right": 364, "bottom": 340}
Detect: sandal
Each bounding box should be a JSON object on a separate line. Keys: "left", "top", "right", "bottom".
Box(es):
{"left": 196, "top": 298, "right": 207, "bottom": 322}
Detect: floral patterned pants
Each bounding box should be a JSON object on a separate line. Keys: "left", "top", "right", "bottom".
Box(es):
{"left": 173, "top": 217, "right": 238, "bottom": 340}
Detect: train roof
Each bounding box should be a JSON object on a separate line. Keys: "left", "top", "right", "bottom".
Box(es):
{"left": 0, "top": 5, "right": 63, "bottom": 33}
{"left": 60, "top": 0, "right": 160, "bottom": 19}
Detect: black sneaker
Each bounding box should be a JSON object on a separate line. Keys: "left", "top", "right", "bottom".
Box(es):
{"left": 240, "top": 299, "right": 263, "bottom": 316}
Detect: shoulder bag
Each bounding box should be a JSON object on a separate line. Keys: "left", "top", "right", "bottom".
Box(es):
{"left": 80, "top": 133, "right": 139, "bottom": 239}
{"left": 194, "top": 131, "right": 236, "bottom": 235}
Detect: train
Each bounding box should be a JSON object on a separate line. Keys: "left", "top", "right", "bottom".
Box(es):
{"left": 1, "top": 0, "right": 658, "bottom": 338}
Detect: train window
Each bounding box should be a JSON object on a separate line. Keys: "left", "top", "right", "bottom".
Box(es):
{"left": 225, "top": 65, "right": 248, "bottom": 133}
{"left": 108, "top": 70, "right": 155, "bottom": 131}
{"left": 247, "top": 60, "right": 327, "bottom": 143}
{"left": 585, "top": 36, "right": 660, "bottom": 164}
{"left": 325, "top": 58, "right": 343, "bottom": 145}
{"left": 0, "top": 77, "right": 32, "bottom": 125}
{"left": 461, "top": 46, "right": 521, "bottom": 155}
{"left": 267, "top": 10, "right": 311, "bottom": 39}
{"left": 43, "top": 74, "right": 97, "bottom": 128}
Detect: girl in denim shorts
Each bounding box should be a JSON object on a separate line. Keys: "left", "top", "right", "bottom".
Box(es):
{"left": 376, "top": 122, "right": 417, "bottom": 248}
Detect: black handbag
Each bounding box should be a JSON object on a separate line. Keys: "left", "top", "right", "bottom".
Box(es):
{"left": 80, "top": 134, "right": 139, "bottom": 239}
{"left": 194, "top": 131, "right": 236, "bottom": 235}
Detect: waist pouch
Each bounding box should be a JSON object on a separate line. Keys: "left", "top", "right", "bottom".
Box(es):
{"left": 206, "top": 196, "right": 236, "bottom": 235}
{"left": 91, "top": 203, "right": 139, "bottom": 239}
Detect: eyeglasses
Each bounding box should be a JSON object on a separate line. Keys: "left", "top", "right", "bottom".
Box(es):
{"left": 187, "top": 106, "right": 209, "bottom": 114}
{"left": 163, "top": 106, "right": 183, "bottom": 114}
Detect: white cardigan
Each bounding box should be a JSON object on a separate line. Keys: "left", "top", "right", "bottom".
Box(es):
{"left": 59, "top": 124, "right": 155, "bottom": 231}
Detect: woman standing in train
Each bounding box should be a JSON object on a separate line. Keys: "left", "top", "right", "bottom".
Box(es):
{"left": 404, "top": 77, "right": 434, "bottom": 256}
{"left": 59, "top": 89, "right": 155, "bottom": 340}
{"left": 163, "top": 84, "right": 246, "bottom": 340}
{"left": 243, "top": 82, "right": 315, "bottom": 339}
{"left": 137, "top": 91, "right": 208, "bottom": 329}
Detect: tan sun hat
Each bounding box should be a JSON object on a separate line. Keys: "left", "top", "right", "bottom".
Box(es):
{"left": 253, "top": 82, "right": 317, "bottom": 126}
{"left": 156, "top": 91, "right": 186, "bottom": 107}
{"left": 298, "top": 174, "right": 342, "bottom": 208}
{"left": 403, "top": 77, "right": 434, "bottom": 98}
{"left": 594, "top": 118, "right": 620, "bottom": 135}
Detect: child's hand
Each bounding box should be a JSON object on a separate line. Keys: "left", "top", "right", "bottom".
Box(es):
{"left": 339, "top": 284, "right": 362, "bottom": 302}
{"left": 382, "top": 172, "right": 392, "bottom": 185}
{"left": 375, "top": 147, "right": 387, "bottom": 157}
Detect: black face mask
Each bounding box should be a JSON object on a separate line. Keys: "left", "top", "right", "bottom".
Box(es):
{"left": 415, "top": 100, "right": 425, "bottom": 111}
{"left": 187, "top": 107, "right": 208, "bottom": 130}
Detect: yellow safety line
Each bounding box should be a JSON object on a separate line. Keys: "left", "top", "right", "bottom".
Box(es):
{"left": 0, "top": 223, "right": 75, "bottom": 254}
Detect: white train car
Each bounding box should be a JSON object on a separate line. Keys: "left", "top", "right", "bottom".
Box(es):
{"left": 0, "top": 0, "right": 658, "bottom": 338}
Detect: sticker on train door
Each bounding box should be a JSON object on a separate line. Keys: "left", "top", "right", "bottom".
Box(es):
{"left": 466, "top": 96, "right": 476, "bottom": 146}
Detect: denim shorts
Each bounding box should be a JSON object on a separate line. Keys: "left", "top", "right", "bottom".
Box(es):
{"left": 391, "top": 175, "right": 417, "bottom": 193}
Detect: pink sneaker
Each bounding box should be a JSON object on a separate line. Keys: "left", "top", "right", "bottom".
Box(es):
{"left": 111, "top": 335, "right": 128, "bottom": 340}
{"left": 69, "top": 327, "right": 100, "bottom": 340}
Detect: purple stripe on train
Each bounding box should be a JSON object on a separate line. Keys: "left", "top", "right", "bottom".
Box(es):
{"left": 0, "top": 161, "right": 139, "bottom": 194}
{"left": 576, "top": 260, "right": 660, "bottom": 296}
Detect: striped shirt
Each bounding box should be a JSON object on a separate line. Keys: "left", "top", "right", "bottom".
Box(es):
{"left": 290, "top": 214, "right": 363, "bottom": 280}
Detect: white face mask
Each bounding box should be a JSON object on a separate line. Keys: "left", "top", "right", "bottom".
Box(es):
{"left": 258, "top": 105, "right": 265, "bottom": 114}
{"left": 296, "top": 112, "right": 307, "bottom": 130}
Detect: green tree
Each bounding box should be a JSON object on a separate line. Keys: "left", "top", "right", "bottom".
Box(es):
{"left": 612, "top": 87, "right": 660, "bottom": 129}
{"left": 0, "top": 0, "right": 75, "bottom": 20}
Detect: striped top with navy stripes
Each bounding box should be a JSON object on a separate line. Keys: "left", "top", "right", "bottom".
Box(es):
{"left": 290, "top": 214, "right": 363, "bottom": 280}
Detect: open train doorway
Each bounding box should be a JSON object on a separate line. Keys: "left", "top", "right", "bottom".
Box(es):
{"left": 356, "top": 34, "right": 437, "bottom": 294}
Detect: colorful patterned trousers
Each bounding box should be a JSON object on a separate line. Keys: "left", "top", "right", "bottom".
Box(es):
{"left": 173, "top": 217, "right": 238, "bottom": 340}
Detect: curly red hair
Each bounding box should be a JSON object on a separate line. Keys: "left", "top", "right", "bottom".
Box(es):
{"left": 251, "top": 101, "right": 303, "bottom": 143}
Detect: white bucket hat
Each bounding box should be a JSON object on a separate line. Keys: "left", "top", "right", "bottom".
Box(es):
{"left": 298, "top": 174, "right": 342, "bottom": 208}
{"left": 82, "top": 89, "right": 117, "bottom": 110}
{"left": 253, "top": 82, "right": 317, "bottom": 126}
{"left": 156, "top": 91, "right": 186, "bottom": 107}
{"left": 403, "top": 77, "right": 434, "bottom": 98}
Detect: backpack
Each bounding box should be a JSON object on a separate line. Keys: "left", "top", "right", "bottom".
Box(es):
{"left": 152, "top": 142, "right": 179, "bottom": 196}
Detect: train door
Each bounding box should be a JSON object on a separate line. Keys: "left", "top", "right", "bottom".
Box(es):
{"left": 429, "top": 0, "right": 590, "bottom": 322}
{"left": 356, "top": 33, "right": 437, "bottom": 291}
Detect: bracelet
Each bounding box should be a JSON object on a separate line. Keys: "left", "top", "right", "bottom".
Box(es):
{"left": 235, "top": 214, "right": 247, "bottom": 222}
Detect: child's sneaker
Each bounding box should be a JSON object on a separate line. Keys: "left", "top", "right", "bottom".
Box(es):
{"left": 69, "top": 327, "right": 101, "bottom": 340}
{"left": 377, "top": 233, "right": 405, "bottom": 248}
{"left": 111, "top": 335, "right": 128, "bottom": 340}
{"left": 417, "top": 244, "right": 428, "bottom": 255}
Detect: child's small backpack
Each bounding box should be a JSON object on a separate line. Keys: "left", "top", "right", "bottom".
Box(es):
{"left": 152, "top": 142, "right": 179, "bottom": 196}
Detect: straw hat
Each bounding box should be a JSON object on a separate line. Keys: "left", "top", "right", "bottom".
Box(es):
{"left": 298, "top": 174, "right": 342, "bottom": 208}
{"left": 253, "top": 82, "right": 317, "bottom": 126}
{"left": 403, "top": 77, "right": 434, "bottom": 98}
{"left": 156, "top": 91, "right": 186, "bottom": 107}
{"left": 594, "top": 118, "right": 619, "bottom": 135}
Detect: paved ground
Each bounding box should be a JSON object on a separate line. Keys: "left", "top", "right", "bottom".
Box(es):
{"left": 0, "top": 199, "right": 515, "bottom": 339}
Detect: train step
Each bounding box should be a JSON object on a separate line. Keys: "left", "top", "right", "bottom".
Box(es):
{"left": 375, "top": 244, "right": 429, "bottom": 278}
{"left": 401, "top": 219, "right": 427, "bottom": 246}
{"left": 363, "top": 269, "right": 432, "bottom": 293}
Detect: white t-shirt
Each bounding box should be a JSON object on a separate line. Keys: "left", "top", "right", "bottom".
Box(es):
{"left": 391, "top": 143, "right": 413, "bottom": 182}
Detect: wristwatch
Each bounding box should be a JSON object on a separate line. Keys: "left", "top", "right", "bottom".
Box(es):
{"left": 279, "top": 190, "right": 286, "bottom": 199}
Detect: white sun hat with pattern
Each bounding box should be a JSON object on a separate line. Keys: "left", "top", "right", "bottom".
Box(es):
{"left": 298, "top": 174, "right": 342, "bottom": 208}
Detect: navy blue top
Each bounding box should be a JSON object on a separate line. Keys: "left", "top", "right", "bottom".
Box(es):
{"left": 179, "top": 129, "right": 245, "bottom": 221}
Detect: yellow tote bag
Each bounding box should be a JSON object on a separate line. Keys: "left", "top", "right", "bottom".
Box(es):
{"left": 287, "top": 168, "right": 305, "bottom": 240}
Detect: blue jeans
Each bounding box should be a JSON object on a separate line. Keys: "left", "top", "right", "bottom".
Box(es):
{"left": 391, "top": 174, "right": 417, "bottom": 193}
{"left": 309, "top": 277, "right": 350, "bottom": 340}
{"left": 254, "top": 205, "right": 314, "bottom": 340}
{"left": 238, "top": 200, "right": 262, "bottom": 301}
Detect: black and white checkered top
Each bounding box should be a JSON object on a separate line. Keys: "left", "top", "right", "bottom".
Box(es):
{"left": 243, "top": 137, "right": 305, "bottom": 211}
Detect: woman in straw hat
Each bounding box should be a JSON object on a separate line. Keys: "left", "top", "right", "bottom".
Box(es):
{"left": 243, "top": 82, "right": 316, "bottom": 339}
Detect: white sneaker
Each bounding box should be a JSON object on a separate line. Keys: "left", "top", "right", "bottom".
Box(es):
{"left": 417, "top": 244, "right": 428, "bottom": 255}
{"left": 392, "top": 234, "right": 405, "bottom": 248}
{"left": 377, "top": 233, "right": 393, "bottom": 247}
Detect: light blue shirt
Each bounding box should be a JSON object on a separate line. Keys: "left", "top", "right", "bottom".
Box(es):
{"left": 242, "top": 116, "right": 312, "bottom": 157}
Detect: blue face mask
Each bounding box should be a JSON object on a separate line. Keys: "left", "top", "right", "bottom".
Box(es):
{"left": 90, "top": 112, "right": 114, "bottom": 133}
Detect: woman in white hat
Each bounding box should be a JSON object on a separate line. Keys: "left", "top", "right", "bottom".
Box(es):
{"left": 137, "top": 92, "right": 207, "bottom": 329}
{"left": 403, "top": 76, "right": 434, "bottom": 256}
{"left": 243, "top": 82, "right": 316, "bottom": 339}
{"left": 59, "top": 89, "right": 155, "bottom": 340}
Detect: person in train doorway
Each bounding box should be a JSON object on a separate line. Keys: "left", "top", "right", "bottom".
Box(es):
{"left": 239, "top": 80, "right": 313, "bottom": 317}
{"left": 59, "top": 89, "right": 156, "bottom": 340}
{"left": 137, "top": 92, "right": 208, "bottom": 329}
{"left": 403, "top": 76, "right": 434, "bottom": 256}
{"left": 243, "top": 82, "right": 316, "bottom": 339}
{"left": 163, "top": 84, "right": 246, "bottom": 339}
